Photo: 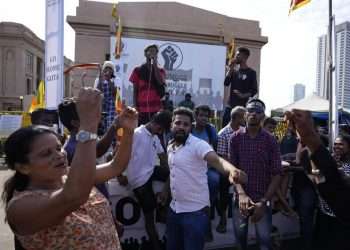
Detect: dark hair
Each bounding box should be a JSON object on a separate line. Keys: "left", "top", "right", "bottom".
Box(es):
{"left": 336, "top": 134, "right": 350, "bottom": 149}
{"left": 185, "top": 93, "right": 191, "bottom": 98}
{"left": 2, "top": 126, "right": 56, "bottom": 207}
{"left": 58, "top": 98, "right": 79, "bottom": 132}
{"left": 238, "top": 47, "right": 250, "bottom": 57}
{"left": 247, "top": 98, "right": 266, "bottom": 110}
{"left": 173, "top": 107, "right": 194, "bottom": 123}
{"left": 194, "top": 105, "right": 211, "bottom": 117}
{"left": 31, "top": 108, "right": 58, "bottom": 125}
{"left": 263, "top": 117, "right": 277, "bottom": 127}
{"left": 144, "top": 44, "right": 159, "bottom": 53}
{"left": 151, "top": 110, "right": 173, "bottom": 131}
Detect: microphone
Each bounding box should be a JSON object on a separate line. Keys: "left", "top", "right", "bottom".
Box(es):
{"left": 150, "top": 58, "right": 154, "bottom": 65}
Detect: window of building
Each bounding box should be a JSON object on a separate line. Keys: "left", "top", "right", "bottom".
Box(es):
{"left": 26, "top": 78, "right": 32, "bottom": 95}
{"left": 36, "top": 57, "right": 43, "bottom": 80}
{"left": 26, "top": 51, "right": 34, "bottom": 74}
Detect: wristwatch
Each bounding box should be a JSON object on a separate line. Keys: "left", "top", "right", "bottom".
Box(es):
{"left": 76, "top": 130, "right": 98, "bottom": 143}
{"left": 260, "top": 198, "right": 270, "bottom": 207}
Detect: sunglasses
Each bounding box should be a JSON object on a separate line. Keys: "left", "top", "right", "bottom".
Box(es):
{"left": 247, "top": 107, "right": 264, "bottom": 114}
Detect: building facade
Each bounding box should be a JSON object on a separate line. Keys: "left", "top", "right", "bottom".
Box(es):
{"left": 0, "top": 22, "right": 72, "bottom": 111}
{"left": 316, "top": 34, "right": 328, "bottom": 99}
{"left": 316, "top": 21, "right": 350, "bottom": 109}
{"left": 293, "top": 83, "right": 305, "bottom": 102}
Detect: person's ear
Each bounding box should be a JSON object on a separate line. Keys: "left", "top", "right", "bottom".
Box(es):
{"left": 14, "top": 163, "right": 30, "bottom": 176}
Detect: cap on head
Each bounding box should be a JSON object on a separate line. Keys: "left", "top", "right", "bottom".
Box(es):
{"left": 102, "top": 61, "right": 115, "bottom": 72}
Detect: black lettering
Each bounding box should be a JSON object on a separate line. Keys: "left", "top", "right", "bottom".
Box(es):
{"left": 115, "top": 197, "right": 141, "bottom": 225}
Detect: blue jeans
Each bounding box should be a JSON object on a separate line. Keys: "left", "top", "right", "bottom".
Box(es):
{"left": 207, "top": 167, "right": 220, "bottom": 208}
{"left": 291, "top": 184, "right": 317, "bottom": 250}
{"left": 166, "top": 208, "right": 209, "bottom": 250}
{"left": 232, "top": 202, "right": 272, "bottom": 250}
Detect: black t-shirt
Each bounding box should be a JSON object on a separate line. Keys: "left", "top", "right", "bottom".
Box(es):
{"left": 224, "top": 67, "right": 258, "bottom": 107}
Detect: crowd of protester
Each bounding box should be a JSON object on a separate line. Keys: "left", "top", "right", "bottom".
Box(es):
{"left": 2, "top": 45, "right": 350, "bottom": 250}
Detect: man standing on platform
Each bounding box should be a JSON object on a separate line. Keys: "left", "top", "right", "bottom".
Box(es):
{"left": 95, "top": 61, "right": 117, "bottom": 134}
{"left": 130, "top": 44, "right": 166, "bottom": 124}
{"left": 222, "top": 47, "right": 257, "bottom": 127}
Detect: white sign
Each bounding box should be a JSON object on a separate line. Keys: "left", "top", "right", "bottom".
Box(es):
{"left": 0, "top": 115, "right": 22, "bottom": 138}
{"left": 107, "top": 180, "right": 299, "bottom": 249}
{"left": 45, "top": 0, "right": 64, "bottom": 109}
{"left": 111, "top": 37, "right": 227, "bottom": 111}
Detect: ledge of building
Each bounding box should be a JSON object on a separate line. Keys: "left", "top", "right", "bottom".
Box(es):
{"left": 67, "top": 1, "right": 268, "bottom": 47}
{"left": 0, "top": 22, "right": 45, "bottom": 52}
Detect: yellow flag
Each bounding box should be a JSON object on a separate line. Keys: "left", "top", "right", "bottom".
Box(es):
{"left": 227, "top": 38, "right": 235, "bottom": 64}
{"left": 115, "top": 87, "right": 122, "bottom": 113}
{"left": 28, "top": 80, "right": 45, "bottom": 113}
{"left": 289, "top": 0, "right": 311, "bottom": 13}
{"left": 36, "top": 80, "right": 45, "bottom": 108}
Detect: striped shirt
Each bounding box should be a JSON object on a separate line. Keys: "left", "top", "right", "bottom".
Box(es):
{"left": 230, "top": 129, "right": 282, "bottom": 202}
{"left": 217, "top": 125, "right": 245, "bottom": 159}
{"left": 94, "top": 79, "right": 116, "bottom": 134}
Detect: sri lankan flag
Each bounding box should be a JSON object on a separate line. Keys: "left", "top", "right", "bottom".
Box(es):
{"left": 289, "top": 0, "right": 311, "bottom": 13}
{"left": 112, "top": 3, "right": 123, "bottom": 59}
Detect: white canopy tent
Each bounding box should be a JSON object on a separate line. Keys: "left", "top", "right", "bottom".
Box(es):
{"left": 280, "top": 94, "right": 329, "bottom": 112}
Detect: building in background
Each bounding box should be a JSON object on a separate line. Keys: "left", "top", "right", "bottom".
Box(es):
{"left": 0, "top": 22, "right": 73, "bottom": 111}
{"left": 293, "top": 83, "right": 305, "bottom": 102}
{"left": 316, "top": 21, "right": 350, "bottom": 109}
{"left": 316, "top": 34, "right": 328, "bottom": 99}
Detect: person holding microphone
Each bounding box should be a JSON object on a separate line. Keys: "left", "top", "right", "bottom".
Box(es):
{"left": 130, "top": 44, "right": 166, "bottom": 124}
{"left": 222, "top": 47, "right": 258, "bottom": 127}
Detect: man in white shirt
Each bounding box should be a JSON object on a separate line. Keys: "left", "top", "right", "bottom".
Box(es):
{"left": 160, "top": 107, "right": 247, "bottom": 250}
{"left": 125, "top": 110, "right": 172, "bottom": 250}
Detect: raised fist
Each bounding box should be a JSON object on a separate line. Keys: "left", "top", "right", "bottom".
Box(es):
{"left": 161, "top": 46, "right": 178, "bottom": 70}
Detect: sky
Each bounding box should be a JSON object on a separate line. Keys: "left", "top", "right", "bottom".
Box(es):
{"left": 1, "top": 0, "right": 350, "bottom": 113}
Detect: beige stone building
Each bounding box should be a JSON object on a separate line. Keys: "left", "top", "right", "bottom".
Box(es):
{"left": 0, "top": 22, "right": 72, "bottom": 111}
{"left": 67, "top": 1, "right": 268, "bottom": 97}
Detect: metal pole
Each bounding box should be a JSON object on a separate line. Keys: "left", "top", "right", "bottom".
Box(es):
{"left": 328, "top": 0, "right": 334, "bottom": 150}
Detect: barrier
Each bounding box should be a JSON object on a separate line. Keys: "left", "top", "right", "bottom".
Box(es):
{"left": 107, "top": 179, "right": 300, "bottom": 249}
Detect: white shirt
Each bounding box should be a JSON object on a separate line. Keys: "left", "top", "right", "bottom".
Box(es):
{"left": 126, "top": 125, "right": 164, "bottom": 189}
{"left": 168, "top": 134, "right": 214, "bottom": 213}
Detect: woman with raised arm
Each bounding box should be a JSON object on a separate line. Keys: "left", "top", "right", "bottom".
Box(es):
{"left": 2, "top": 87, "right": 138, "bottom": 250}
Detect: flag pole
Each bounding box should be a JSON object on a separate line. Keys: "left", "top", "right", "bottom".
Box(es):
{"left": 328, "top": 0, "right": 334, "bottom": 150}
